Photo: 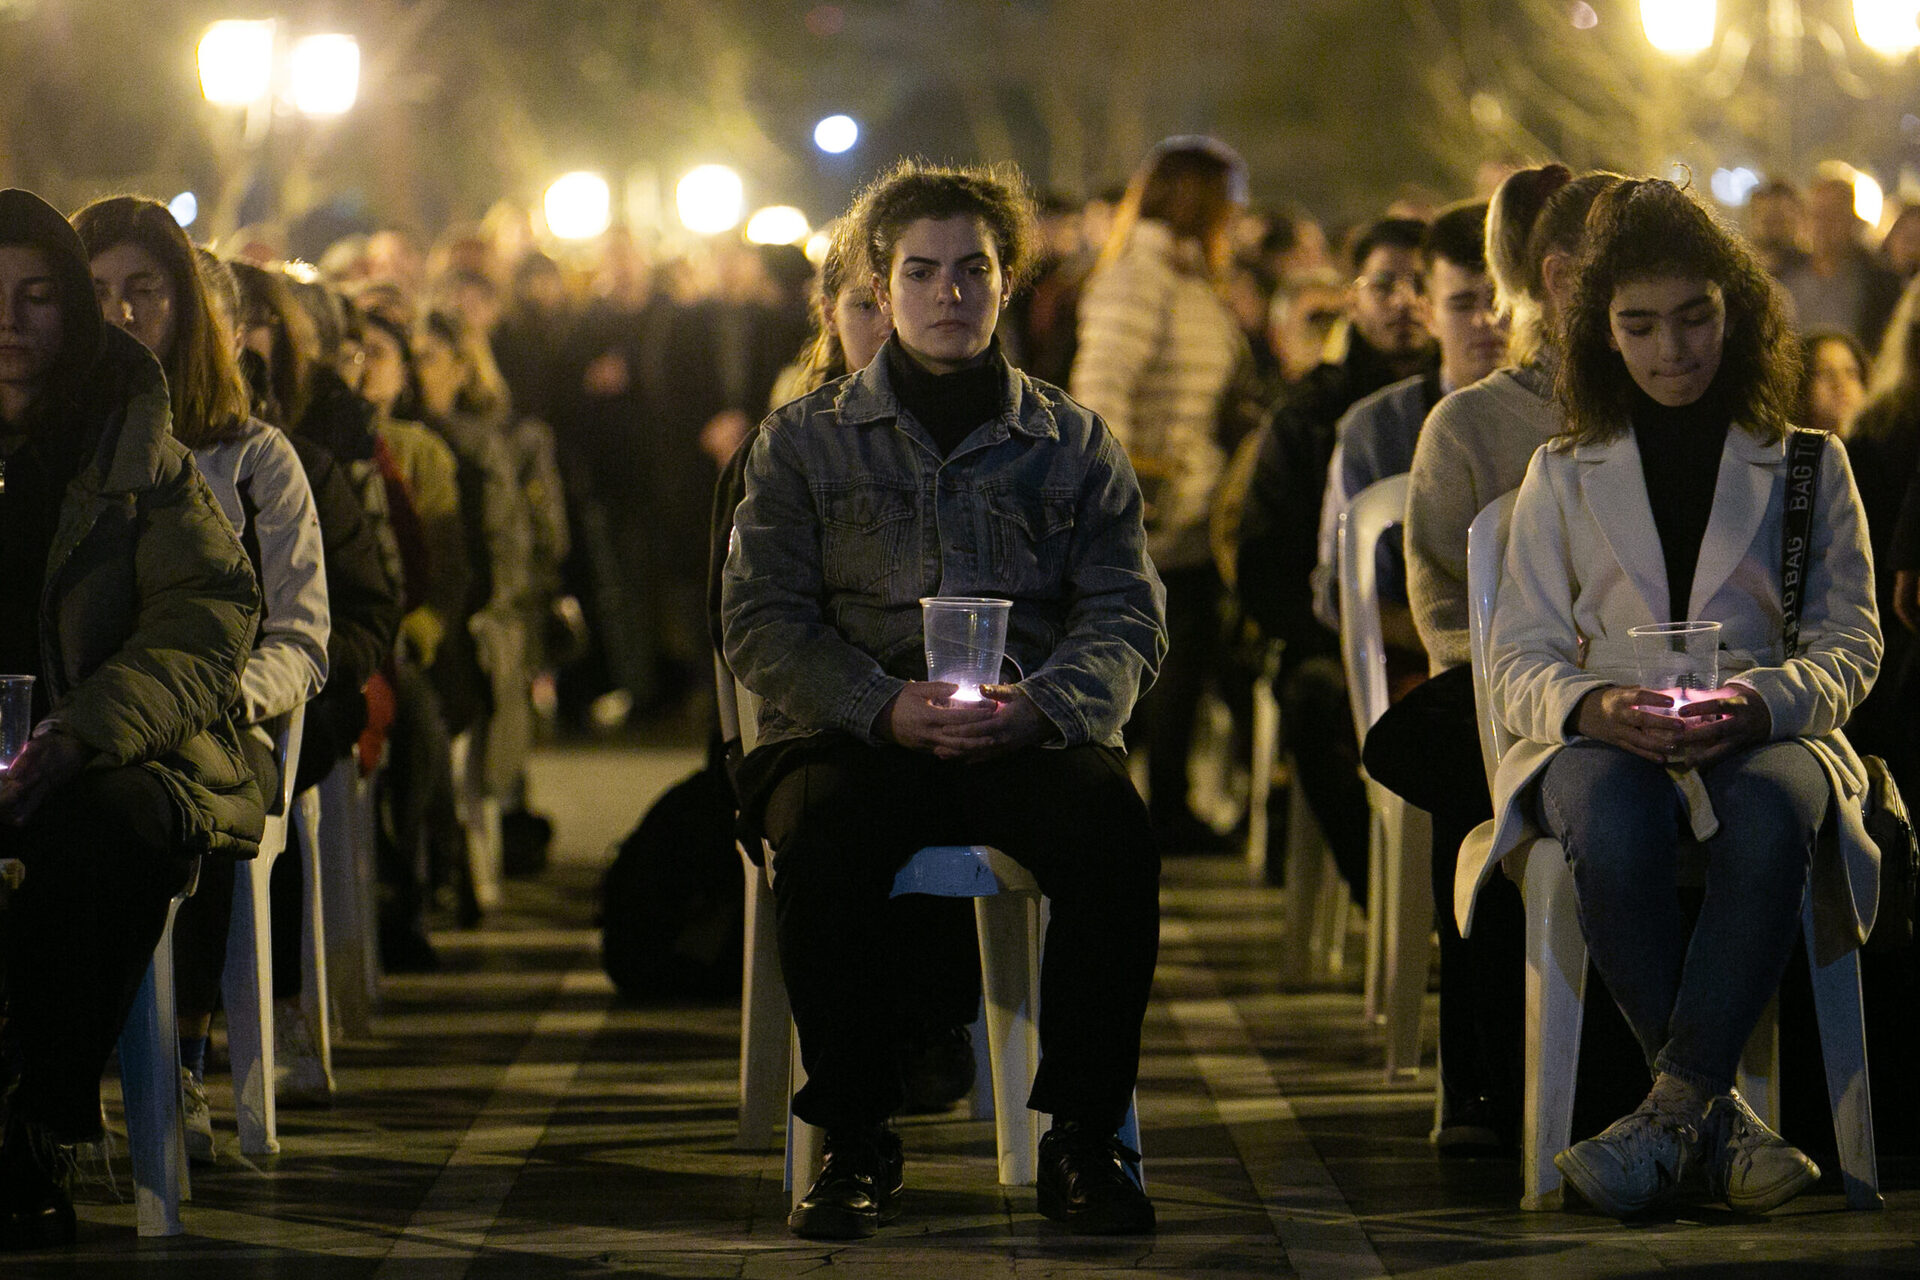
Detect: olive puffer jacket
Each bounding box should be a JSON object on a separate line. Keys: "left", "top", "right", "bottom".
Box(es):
{"left": 39, "top": 327, "right": 267, "bottom": 858}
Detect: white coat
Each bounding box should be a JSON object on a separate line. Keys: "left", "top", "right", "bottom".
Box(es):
{"left": 1463, "top": 425, "right": 1882, "bottom": 964}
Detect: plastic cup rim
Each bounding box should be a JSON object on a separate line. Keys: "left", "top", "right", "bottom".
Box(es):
{"left": 919, "top": 596, "right": 1011, "bottom": 609}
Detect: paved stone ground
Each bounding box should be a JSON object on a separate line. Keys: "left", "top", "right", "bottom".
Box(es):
{"left": 12, "top": 742, "right": 1915, "bottom": 1278}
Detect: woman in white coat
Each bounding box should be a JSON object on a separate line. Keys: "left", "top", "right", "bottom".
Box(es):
{"left": 1483, "top": 179, "right": 1881, "bottom": 1217}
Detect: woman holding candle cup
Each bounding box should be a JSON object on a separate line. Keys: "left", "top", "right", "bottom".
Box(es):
{"left": 1477, "top": 178, "right": 1881, "bottom": 1216}
{"left": 0, "top": 188, "right": 261, "bottom": 1249}
{"left": 722, "top": 160, "right": 1166, "bottom": 1238}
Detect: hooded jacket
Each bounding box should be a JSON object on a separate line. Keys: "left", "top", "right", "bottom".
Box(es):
{"left": 1, "top": 188, "right": 266, "bottom": 858}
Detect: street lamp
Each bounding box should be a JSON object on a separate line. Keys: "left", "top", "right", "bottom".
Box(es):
{"left": 1855, "top": 0, "right": 1920, "bottom": 54}
{"left": 745, "top": 206, "right": 810, "bottom": 246}
{"left": 288, "top": 34, "right": 360, "bottom": 117}
{"left": 676, "top": 165, "right": 745, "bottom": 235}
{"left": 544, "top": 172, "right": 613, "bottom": 241}
{"left": 197, "top": 19, "right": 276, "bottom": 106}
{"left": 1641, "top": 0, "right": 1717, "bottom": 54}
{"left": 813, "top": 115, "right": 859, "bottom": 154}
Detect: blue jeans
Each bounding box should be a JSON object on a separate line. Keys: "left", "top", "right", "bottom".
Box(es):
{"left": 1538, "top": 739, "right": 1825, "bottom": 1095}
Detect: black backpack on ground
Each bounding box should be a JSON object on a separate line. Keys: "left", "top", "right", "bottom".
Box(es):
{"left": 599, "top": 740, "right": 743, "bottom": 1001}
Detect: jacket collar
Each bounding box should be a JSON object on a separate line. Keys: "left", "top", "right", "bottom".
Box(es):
{"left": 833, "top": 335, "right": 1059, "bottom": 444}
{"left": 1569, "top": 424, "right": 1783, "bottom": 621}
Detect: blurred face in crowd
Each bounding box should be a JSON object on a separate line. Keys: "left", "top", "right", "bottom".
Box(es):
{"left": 1806, "top": 180, "right": 1861, "bottom": 260}
{"left": 1427, "top": 256, "right": 1507, "bottom": 389}
{"left": 358, "top": 324, "right": 408, "bottom": 414}
{"left": 413, "top": 326, "right": 464, "bottom": 418}
{"left": 1746, "top": 190, "right": 1802, "bottom": 251}
{"left": 0, "top": 245, "right": 64, "bottom": 419}
{"left": 1269, "top": 276, "right": 1345, "bottom": 382}
{"left": 1349, "top": 243, "right": 1428, "bottom": 359}
{"left": 1806, "top": 335, "right": 1867, "bottom": 435}
{"left": 1883, "top": 209, "right": 1920, "bottom": 278}
{"left": 1608, "top": 274, "right": 1726, "bottom": 408}
{"left": 828, "top": 282, "right": 892, "bottom": 373}
{"left": 91, "top": 241, "right": 177, "bottom": 362}
{"left": 877, "top": 215, "right": 1010, "bottom": 374}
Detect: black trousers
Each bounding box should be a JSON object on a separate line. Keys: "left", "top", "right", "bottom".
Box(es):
{"left": 1131, "top": 563, "right": 1224, "bottom": 823}
{"left": 0, "top": 767, "right": 190, "bottom": 1140}
{"left": 757, "top": 736, "right": 1160, "bottom": 1134}
{"left": 171, "top": 730, "right": 280, "bottom": 1018}
{"left": 1361, "top": 665, "right": 1523, "bottom": 1119}
{"left": 1280, "top": 654, "right": 1372, "bottom": 905}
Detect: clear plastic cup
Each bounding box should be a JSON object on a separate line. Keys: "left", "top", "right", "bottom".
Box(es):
{"left": 1629, "top": 621, "right": 1720, "bottom": 716}
{"left": 1, "top": 675, "right": 35, "bottom": 771}
{"left": 920, "top": 597, "right": 1011, "bottom": 704}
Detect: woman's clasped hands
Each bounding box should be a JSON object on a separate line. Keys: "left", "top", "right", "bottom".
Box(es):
{"left": 879, "top": 681, "right": 1049, "bottom": 761}
{"left": 1573, "top": 683, "right": 1772, "bottom": 769}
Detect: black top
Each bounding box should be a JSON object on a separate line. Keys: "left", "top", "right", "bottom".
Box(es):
{"left": 1630, "top": 383, "right": 1732, "bottom": 623}
{"left": 885, "top": 337, "right": 1006, "bottom": 459}
{"left": 0, "top": 409, "right": 88, "bottom": 719}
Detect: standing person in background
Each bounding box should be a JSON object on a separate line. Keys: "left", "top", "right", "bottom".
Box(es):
{"left": 0, "top": 187, "right": 262, "bottom": 1252}
{"left": 1237, "top": 215, "right": 1438, "bottom": 903}
{"left": 1072, "top": 136, "right": 1249, "bottom": 852}
{"left": 1745, "top": 179, "right": 1808, "bottom": 280}
{"left": 1799, "top": 329, "right": 1869, "bottom": 438}
{"left": 73, "top": 194, "right": 331, "bottom": 1163}
{"left": 1777, "top": 175, "right": 1903, "bottom": 351}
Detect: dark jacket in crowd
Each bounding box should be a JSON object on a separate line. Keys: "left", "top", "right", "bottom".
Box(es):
{"left": 1236, "top": 332, "right": 1437, "bottom": 663}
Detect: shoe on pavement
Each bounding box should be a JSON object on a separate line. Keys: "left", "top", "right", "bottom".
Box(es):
{"left": 1699, "top": 1089, "right": 1820, "bottom": 1213}
{"left": 1036, "top": 1121, "right": 1155, "bottom": 1234}
{"left": 787, "top": 1125, "right": 903, "bottom": 1240}
{"left": 181, "top": 1069, "right": 216, "bottom": 1167}
{"left": 1555, "top": 1098, "right": 1699, "bottom": 1217}
{"left": 274, "top": 999, "right": 335, "bottom": 1107}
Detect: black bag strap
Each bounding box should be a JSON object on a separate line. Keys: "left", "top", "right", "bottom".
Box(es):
{"left": 1780, "top": 429, "right": 1827, "bottom": 660}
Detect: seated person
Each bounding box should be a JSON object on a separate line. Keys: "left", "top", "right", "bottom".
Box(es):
{"left": 721, "top": 161, "right": 1167, "bottom": 1239}
{"left": 0, "top": 187, "right": 263, "bottom": 1250}
{"left": 1479, "top": 178, "right": 1880, "bottom": 1217}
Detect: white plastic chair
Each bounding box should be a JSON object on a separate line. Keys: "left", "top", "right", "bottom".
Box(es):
{"left": 297, "top": 748, "right": 381, "bottom": 1042}
{"left": 717, "top": 657, "right": 1142, "bottom": 1206}
{"left": 221, "top": 703, "right": 306, "bottom": 1158}
{"left": 1463, "top": 492, "right": 1881, "bottom": 1211}
{"left": 1336, "top": 474, "right": 1434, "bottom": 1079}
{"left": 118, "top": 860, "right": 200, "bottom": 1237}
{"left": 450, "top": 729, "right": 504, "bottom": 912}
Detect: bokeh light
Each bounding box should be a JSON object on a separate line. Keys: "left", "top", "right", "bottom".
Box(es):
{"left": 1641, "top": 0, "right": 1715, "bottom": 54}
{"left": 746, "top": 206, "right": 811, "bottom": 246}
{"left": 289, "top": 34, "right": 360, "bottom": 117}
{"left": 804, "top": 231, "right": 833, "bottom": 265}
{"left": 1709, "top": 166, "right": 1760, "bottom": 206}
{"left": 1856, "top": 1, "right": 1920, "bottom": 56}
{"left": 813, "top": 115, "right": 859, "bottom": 154}
{"left": 676, "top": 165, "right": 745, "bottom": 235}
{"left": 1854, "top": 170, "right": 1886, "bottom": 226}
{"left": 197, "top": 20, "right": 275, "bottom": 105}
{"left": 544, "top": 171, "right": 613, "bottom": 241}
{"left": 168, "top": 192, "right": 199, "bottom": 228}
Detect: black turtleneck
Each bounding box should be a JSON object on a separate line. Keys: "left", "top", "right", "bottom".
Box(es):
{"left": 885, "top": 337, "right": 1006, "bottom": 458}
{"left": 1, "top": 404, "right": 88, "bottom": 715}
{"left": 1630, "top": 381, "right": 1732, "bottom": 623}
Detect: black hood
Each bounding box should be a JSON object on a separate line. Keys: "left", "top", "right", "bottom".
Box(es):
{"left": 0, "top": 187, "right": 106, "bottom": 387}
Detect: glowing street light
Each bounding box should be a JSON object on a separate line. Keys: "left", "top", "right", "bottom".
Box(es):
{"left": 544, "top": 172, "right": 613, "bottom": 241}
{"left": 676, "top": 165, "right": 745, "bottom": 235}
{"left": 813, "top": 114, "right": 859, "bottom": 154}
{"left": 746, "top": 206, "right": 810, "bottom": 246}
{"left": 1856, "top": 0, "right": 1920, "bottom": 55}
{"left": 289, "top": 34, "right": 359, "bottom": 116}
{"left": 198, "top": 19, "right": 276, "bottom": 105}
{"left": 1853, "top": 169, "right": 1886, "bottom": 224}
{"left": 1641, "top": 0, "right": 1716, "bottom": 54}
{"left": 168, "top": 192, "right": 200, "bottom": 228}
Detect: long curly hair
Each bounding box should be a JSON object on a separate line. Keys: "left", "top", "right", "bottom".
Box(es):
{"left": 1555, "top": 177, "right": 1798, "bottom": 447}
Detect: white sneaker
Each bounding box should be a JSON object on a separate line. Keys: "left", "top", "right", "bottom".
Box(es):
{"left": 1555, "top": 1099, "right": 1699, "bottom": 1216}
{"left": 1700, "top": 1089, "right": 1821, "bottom": 1213}
{"left": 181, "top": 1068, "right": 217, "bottom": 1166}
{"left": 273, "top": 1000, "right": 334, "bottom": 1107}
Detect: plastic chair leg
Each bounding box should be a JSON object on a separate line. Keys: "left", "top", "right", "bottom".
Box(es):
{"left": 1381, "top": 798, "right": 1433, "bottom": 1078}
{"left": 314, "top": 758, "right": 374, "bottom": 1039}
{"left": 1803, "top": 894, "right": 1882, "bottom": 1210}
{"left": 1362, "top": 807, "right": 1387, "bottom": 1023}
{"left": 976, "top": 891, "right": 1043, "bottom": 1186}
{"left": 120, "top": 900, "right": 190, "bottom": 1237}
{"left": 1520, "top": 844, "right": 1586, "bottom": 1211}
{"left": 222, "top": 855, "right": 280, "bottom": 1156}
{"left": 1246, "top": 675, "right": 1279, "bottom": 875}
{"left": 293, "top": 785, "right": 336, "bottom": 1093}
{"left": 737, "top": 851, "right": 790, "bottom": 1149}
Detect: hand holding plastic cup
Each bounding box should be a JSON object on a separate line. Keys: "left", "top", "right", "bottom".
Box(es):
{"left": 0, "top": 675, "right": 35, "bottom": 772}
{"left": 1629, "top": 621, "right": 1720, "bottom": 717}
{"left": 920, "top": 597, "right": 1011, "bottom": 704}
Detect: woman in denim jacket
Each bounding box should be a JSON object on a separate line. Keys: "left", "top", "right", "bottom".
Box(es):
{"left": 722, "top": 160, "right": 1166, "bottom": 1240}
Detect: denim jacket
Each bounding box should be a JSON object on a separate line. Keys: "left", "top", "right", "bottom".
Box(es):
{"left": 721, "top": 339, "right": 1166, "bottom": 750}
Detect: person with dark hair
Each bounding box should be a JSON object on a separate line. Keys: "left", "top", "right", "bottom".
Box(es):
{"left": 1480, "top": 177, "right": 1880, "bottom": 1217}
{"left": 1236, "top": 214, "right": 1438, "bottom": 904}
{"left": 1746, "top": 179, "right": 1808, "bottom": 279}
{"left": 1072, "top": 136, "right": 1249, "bottom": 852}
{"left": 1800, "top": 328, "right": 1869, "bottom": 437}
{"left": 0, "top": 188, "right": 262, "bottom": 1249}
{"left": 73, "top": 194, "right": 331, "bottom": 1162}
{"left": 723, "top": 159, "right": 1165, "bottom": 1238}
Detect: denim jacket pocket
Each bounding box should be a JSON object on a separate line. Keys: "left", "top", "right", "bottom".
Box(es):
{"left": 984, "top": 486, "right": 1077, "bottom": 593}
{"left": 820, "top": 479, "right": 914, "bottom": 594}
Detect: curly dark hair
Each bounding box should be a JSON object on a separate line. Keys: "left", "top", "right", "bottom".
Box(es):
{"left": 1555, "top": 177, "right": 1798, "bottom": 446}
{"left": 854, "top": 158, "right": 1039, "bottom": 292}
